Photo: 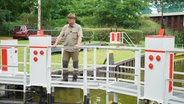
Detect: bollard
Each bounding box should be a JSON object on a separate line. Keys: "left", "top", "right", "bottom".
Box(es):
{"left": 84, "top": 95, "right": 89, "bottom": 104}
{"left": 109, "top": 50, "right": 115, "bottom": 77}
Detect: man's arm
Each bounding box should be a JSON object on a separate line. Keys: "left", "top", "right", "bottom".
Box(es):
{"left": 74, "top": 25, "right": 83, "bottom": 49}
{"left": 74, "top": 36, "right": 82, "bottom": 49}
{"left": 52, "top": 35, "right": 62, "bottom": 48}
{"left": 52, "top": 25, "right": 66, "bottom": 48}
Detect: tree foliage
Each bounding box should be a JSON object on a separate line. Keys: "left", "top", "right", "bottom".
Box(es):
{"left": 1, "top": 0, "right": 184, "bottom": 28}
{"left": 0, "top": 0, "right": 150, "bottom": 28}
{"left": 0, "top": 0, "right": 37, "bottom": 22}
{"left": 94, "top": 0, "right": 149, "bottom": 28}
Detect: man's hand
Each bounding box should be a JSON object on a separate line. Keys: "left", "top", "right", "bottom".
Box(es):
{"left": 75, "top": 36, "right": 82, "bottom": 49}
{"left": 52, "top": 35, "right": 62, "bottom": 48}
{"left": 52, "top": 44, "right": 57, "bottom": 48}
{"left": 74, "top": 44, "right": 80, "bottom": 49}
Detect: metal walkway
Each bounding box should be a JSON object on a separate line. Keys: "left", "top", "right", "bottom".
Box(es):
{"left": 0, "top": 45, "right": 184, "bottom": 104}
{"left": 0, "top": 74, "right": 184, "bottom": 104}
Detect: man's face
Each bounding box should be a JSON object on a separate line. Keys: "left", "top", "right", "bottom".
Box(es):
{"left": 68, "top": 17, "right": 75, "bottom": 26}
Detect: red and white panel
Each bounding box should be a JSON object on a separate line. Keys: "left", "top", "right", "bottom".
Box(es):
{"left": 0, "top": 39, "right": 18, "bottom": 74}
{"left": 110, "top": 32, "right": 122, "bottom": 44}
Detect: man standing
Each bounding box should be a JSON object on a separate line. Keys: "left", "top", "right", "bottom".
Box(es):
{"left": 52, "top": 13, "right": 83, "bottom": 81}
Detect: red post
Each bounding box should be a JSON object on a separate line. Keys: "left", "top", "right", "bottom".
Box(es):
{"left": 117, "top": 32, "right": 120, "bottom": 42}
{"left": 158, "top": 28, "right": 164, "bottom": 36}
{"left": 2, "top": 48, "right": 8, "bottom": 71}
{"left": 39, "top": 29, "right": 44, "bottom": 35}
{"left": 111, "top": 32, "right": 115, "bottom": 41}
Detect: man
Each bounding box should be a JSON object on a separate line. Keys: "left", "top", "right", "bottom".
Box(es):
{"left": 52, "top": 13, "right": 83, "bottom": 81}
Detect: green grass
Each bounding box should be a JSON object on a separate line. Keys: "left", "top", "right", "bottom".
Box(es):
{"left": 51, "top": 46, "right": 135, "bottom": 70}
{"left": 52, "top": 49, "right": 135, "bottom": 64}
{"left": 5, "top": 39, "right": 135, "bottom": 71}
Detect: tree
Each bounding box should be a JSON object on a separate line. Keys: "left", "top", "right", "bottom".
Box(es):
{"left": 0, "top": 0, "right": 38, "bottom": 22}
{"left": 0, "top": 0, "right": 151, "bottom": 28}
{"left": 94, "top": 0, "right": 150, "bottom": 28}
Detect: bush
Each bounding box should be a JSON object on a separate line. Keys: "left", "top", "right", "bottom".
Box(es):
{"left": 139, "top": 16, "right": 161, "bottom": 36}
{"left": 174, "top": 31, "right": 184, "bottom": 44}
{"left": 83, "top": 28, "right": 143, "bottom": 44}
{"left": 121, "top": 29, "right": 143, "bottom": 44}
{"left": 79, "top": 16, "right": 97, "bottom": 27}
{"left": 165, "top": 29, "right": 184, "bottom": 44}
{"left": 18, "top": 13, "right": 37, "bottom": 28}
{"left": 139, "top": 16, "right": 184, "bottom": 45}
{"left": 46, "top": 19, "right": 67, "bottom": 29}
{"left": 0, "top": 21, "right": 24, "bottom": 36}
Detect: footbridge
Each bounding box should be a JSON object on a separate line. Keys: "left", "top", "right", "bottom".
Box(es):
{"left": 0, "top": 35, "right": 184, "bottom": 104}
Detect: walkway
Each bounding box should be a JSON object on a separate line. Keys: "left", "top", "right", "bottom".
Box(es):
{"left": 0, "top": 45, "right": 184, "bottom": 104}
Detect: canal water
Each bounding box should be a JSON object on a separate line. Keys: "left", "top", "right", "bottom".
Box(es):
{"left": 53, "top": 61, "right": 184, "bottom": 104}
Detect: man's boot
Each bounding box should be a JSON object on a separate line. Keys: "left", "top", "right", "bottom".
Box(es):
{"left": 73, "top": 61, "right": 78, "bottom": 81}
{"left": 62, "top": 61, "right": 69, "bottom": 81}
{"left": 62, "top": 70, "right": 68, "bottom": 81}
{"left": 72, "top": 70, "right": 78, "bottom": 81}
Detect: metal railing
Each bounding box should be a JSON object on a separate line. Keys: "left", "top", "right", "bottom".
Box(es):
{"left": 142, "top": 7, "right": 184, "bottom": 15}
{"left": 176, "top": 44, "right": 184, "bottom": 49}
{"left": 0, "top": 44, "right": 184, "bottom": 104}
{"left": 122, "top": 32, "right": 136, "bottom": 47}
{"left": 51, "top": 45, "right": 142, "bottom": 103}
{"left": 0, "top": 45, "right": 28, "bottom": 103}
{"left": 167, "top": 49, "right": 184, "bottom": 103}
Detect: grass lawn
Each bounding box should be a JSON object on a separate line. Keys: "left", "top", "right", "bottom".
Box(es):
{"left": 52, "top": 48, "right": 135, "bottom": 67}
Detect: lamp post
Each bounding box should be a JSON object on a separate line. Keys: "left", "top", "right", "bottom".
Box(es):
{"left": 38, "top": 0, "right": 41, "bottom": 34}
{"left": 157, "top": 0, "right": 165, "bottom": 36}
{"left": 161, "top": 0, "right": 164, "bottom": 29}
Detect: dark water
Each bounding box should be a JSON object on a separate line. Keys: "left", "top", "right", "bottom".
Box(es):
{"left": 54, "top": 88, "right": 139, "bottom": 103}
{"left": 174, "top": 61, "right": 184, "bottom": 87}
{"left": 54, "top": 88, "right": 83, "bottom": 103}
{"left": 175, "top": 61, "right": 184, "bottom": 72}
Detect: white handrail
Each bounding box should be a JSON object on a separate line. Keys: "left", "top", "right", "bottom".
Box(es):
{"left": 122, "top": 32, "right": 136, "bottom": 47}
{"left": 0, "top": 44, "right": 184, "bottom": 104}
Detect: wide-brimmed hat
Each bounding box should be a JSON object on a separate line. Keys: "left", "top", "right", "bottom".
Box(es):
{"left": 68, "top": 13, "right": 76, "bottom": 19}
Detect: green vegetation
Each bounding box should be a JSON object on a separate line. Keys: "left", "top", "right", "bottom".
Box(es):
{"left": 83, "top": 28, "right": 143, "bottom": 44}
{"left": 0, "top": 0, "right": 150, "bottom": 29}
{"left": 0, "top": 0, "right": 183, "bottom": 44}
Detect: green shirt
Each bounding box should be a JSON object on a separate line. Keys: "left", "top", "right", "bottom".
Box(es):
{"left": 59, "top": 23, "right": 83, "bottom": 52}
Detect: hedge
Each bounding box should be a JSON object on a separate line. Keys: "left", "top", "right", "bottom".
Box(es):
{"left": 83, "top": 28, "right": 143, "bottom": 44}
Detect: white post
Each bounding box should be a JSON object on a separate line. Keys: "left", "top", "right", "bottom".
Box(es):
{"left": 23, "top": 46, "right": 27, "bottom": 103}
{"left": 47, "top": 47, "right": 52, "bottom": 103}
{"left": 121, "top": 32, "right": 124, "bottom": 44}
{"left": 83, "top": 48, "right": 89, "bottom": 103}
{"left": 113, "top": 93, "right": 118, "bottom": 104}
{"left": 61, "top": 48, "right": 64, "bottom": 78}
{"left": 38, "top": 0, "right": 41, "bottom": 33}
{"left": 106, "top": 49, "right": 109, "bottom": 104}
{"left": 93, "top": 48, "right": 97, "bottom": 80}
{"left": 135, "top": 50, "right": 141, "bottom": 104}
